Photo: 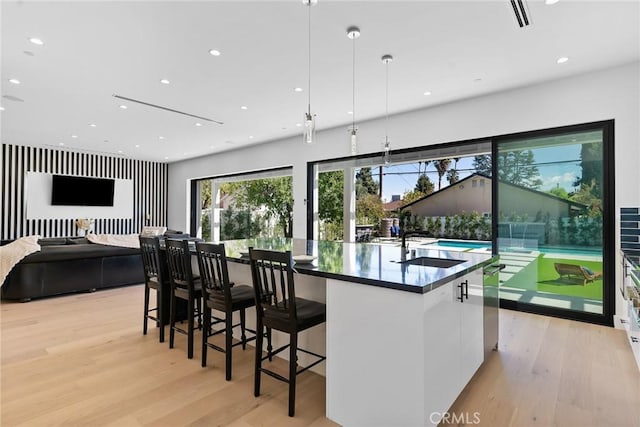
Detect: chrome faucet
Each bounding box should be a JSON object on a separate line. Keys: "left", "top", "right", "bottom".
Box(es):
{"left": 401, "top": 230, "right": 432, "bottom": 252}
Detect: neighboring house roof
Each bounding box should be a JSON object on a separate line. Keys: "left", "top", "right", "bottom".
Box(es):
{"left": 400, "top": 173, "right": 484, "bottom": 210}
{"left": 400, "top": 172, "right": 588, "bottom": 211}
{"left": 383, "top": 199, "right": 404, "bottom": 212}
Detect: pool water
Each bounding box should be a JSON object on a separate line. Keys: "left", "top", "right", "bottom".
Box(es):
{"left": 427, "top": 240, "right": 602, "bottom": 257}
{"left": 427, "top": 240, "right": 491, "bottom": 250}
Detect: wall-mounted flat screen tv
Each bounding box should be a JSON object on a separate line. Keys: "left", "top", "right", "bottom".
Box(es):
{"left": 51, "top": 175, "right": 115, "bottom": 206}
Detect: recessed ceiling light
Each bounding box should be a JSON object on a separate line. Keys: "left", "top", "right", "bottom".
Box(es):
{"left": 71, "top": 134, "right": 78, "bottom": 138}
{"left": 119, "top": 104, "right": 128, "bottom": 109}
{"left": 210, "top": 145, "right": 214, "bottom": 148}
{"left": 195, "top": 122, "right": 202, "bottom": 127}
{"left": 89, "top": 123, "right": 96, "bottom": 127}
{"left": 295, "top": 123, "right": 302, "bottom": 127}
{"left": 164, "top": 156, "right": 169, "bottom": 160}
{"left": 240, "top": 106, "right": 248, "bottom": 110}
{"left": 59, "top": 142, "right": 64, "bottom": 146}
{"left": 117, "top": 150, "right": 123, "bottom": 153}
{"left": 158, "top": 136, "right": 165, "bottom": 140}
{"left": 29, "top": 37, "right": 44, "bottom": 45}
{"left": 8, "top": 78, "right": 20, "bottom": 85}
{"left": 249, "top": 135, "right": 254, "bottom": 139}
{"left": 135, "top": 144, "right": 140, "bottom": 148}
{"left": 160, "top": 79, "right": 170, "bottom": 84}
{"left": 209, "top": 49, "right": 221, "bottom": 56}
{"left": 347, "top": 111, "right": 354, "bottom": 115}
{"left": 545, "top": 0, "right": 559, "bottom": 4}
{"left": 423, "top": 91, "right": 432, "bottom": 96}
{"left": 557, "top": 56, "right": 569, "bottom": 64}
{"left": 0, "top": 106, "right": 4, "bottom": 111}
{"left": 294, "top": 87, "right": 303, "bottom": 92}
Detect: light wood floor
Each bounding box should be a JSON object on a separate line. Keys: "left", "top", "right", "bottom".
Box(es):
{"left": 1, "top": 285, "right": 639, "bottom": 427}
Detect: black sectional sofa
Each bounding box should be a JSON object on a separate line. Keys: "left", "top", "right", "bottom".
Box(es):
{"left": 1, "top": 237, "right": 144, "bottom": 302}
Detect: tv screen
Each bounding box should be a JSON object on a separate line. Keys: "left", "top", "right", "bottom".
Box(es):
{"left": 51, "top": 175, "right": 115, "bottom": 206}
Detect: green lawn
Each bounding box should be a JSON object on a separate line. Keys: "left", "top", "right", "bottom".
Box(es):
{"left": 501, "top": 254, "right": 603, "bottom": 301}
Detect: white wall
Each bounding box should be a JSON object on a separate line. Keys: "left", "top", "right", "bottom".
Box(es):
{"left": 168, "top": 62, "right": 640, "bottom": 238}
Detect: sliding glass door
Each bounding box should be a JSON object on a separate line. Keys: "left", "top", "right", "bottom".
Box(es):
{"left": 495, "top": 122, "right": 613, "bottom": 323}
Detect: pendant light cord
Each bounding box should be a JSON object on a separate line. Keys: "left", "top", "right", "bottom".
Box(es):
{"left": 352, "top": 34, "right": 356, "bottom": 130}
{"left": 385, "top": 59, "right": 389, "bottom": 143}
{"left": 307, "top": 1, "right": 312, "bottom": 116}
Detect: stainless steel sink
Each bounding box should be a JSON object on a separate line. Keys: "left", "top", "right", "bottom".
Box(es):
{"left": 398, "top": 256, "right": 464, "bottom": 268}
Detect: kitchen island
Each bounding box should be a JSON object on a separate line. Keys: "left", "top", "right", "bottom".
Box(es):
{"left": 214, "top": 238, "right": 496, "bottom": 427}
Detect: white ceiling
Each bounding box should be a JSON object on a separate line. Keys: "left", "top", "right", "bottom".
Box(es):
{"left": 2, "top": 1, "right": 639, "bottom": 163}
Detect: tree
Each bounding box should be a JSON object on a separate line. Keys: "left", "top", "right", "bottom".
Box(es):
{"left": 497, "top": 150, "right": 543, "bottom": 189}
{"left": 318, "top": 171, "right": 344, "bottom": 226}
{"left": 433, "top": 159, "right": 452, "bottom": 190}
{"left": 474, "top": 151, "right": 542, "bottom": 189}
{"left": 402, "top": 189, "right": 426, "bottom": 205}
{"left": 220, "top": 207, "right": 265, "bottom": 239}
{"left": 473, "top": 155, "right": 492, "bottom": 176}
{"left": 548, "top": 185, "right": 569, "bottom": 199}
{"left": 355, "top": 167, "right": 378, "bottom": 198}
{"left": 573, "top": 141, "right": 603, "bottom": 199}
{"left": 571, "top": 179, "right": 602, "bottom": 217}
{"left": 356, "top": 194, "right": 384, "bottom": 225}
{"left": 200, "top": 180, "right": 212, "bottom": 209}
{"left": 221, "top": 176, "right": 293, "bottom": 237}
{"left": 414, "top": 174, "right": 434, "bottom": 194}
{"left": 446, "top": 169, "right": 460, "bottom": 185}
{"left": 447, "top": 157, "right": 460, "bottom": 185}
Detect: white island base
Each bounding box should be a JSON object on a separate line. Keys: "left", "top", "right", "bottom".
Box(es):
{"left": 326, "top": 268, "right": 484, "bottom": 427}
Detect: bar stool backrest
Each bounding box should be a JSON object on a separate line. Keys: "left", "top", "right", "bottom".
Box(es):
{"left": 165, "top": 239, "right": 194, "bottom": 289}
{"left": 248, "top": 247, "right": 297, "bottom": 322}
{"left": 139, "top": 236, "right": 163, "bottom": 283}
{"left": 195, "top": 242, "right": 232, "bottom": 305}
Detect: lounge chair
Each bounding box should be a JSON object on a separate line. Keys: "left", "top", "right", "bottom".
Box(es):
{"left": 553, "top": 262, "right": 602, "bottom": 286}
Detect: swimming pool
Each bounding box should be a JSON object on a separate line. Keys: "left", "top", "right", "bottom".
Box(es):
{"left": 426, "top": 240, "right": 602, "bottom": 257}
{"left": 426, "top": 240, "right": 491, "bottom": 250}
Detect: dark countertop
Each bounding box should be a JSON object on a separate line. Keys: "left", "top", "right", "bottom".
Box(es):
{"left": 213, "top": 238, "right": 494, "bottom": 294}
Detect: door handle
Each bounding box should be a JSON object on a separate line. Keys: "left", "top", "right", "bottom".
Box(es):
{"left": 483, "top": 264, "right": 506, "bottom": 277}
{"left": 462, "top": 280, "right": 469, "bottom": 300}
{"left": 457, "top": 282, "right": 464, "bottom": 303}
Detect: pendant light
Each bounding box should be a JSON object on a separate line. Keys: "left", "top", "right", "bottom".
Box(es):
{"left": 382, "top": 54, "right": 393, "bottom": 164}
{"left": 347, "top": 26, "right": 360, "bottom": 155}
{"left": 303, "top": 0, "right": 317, "bottom": 144}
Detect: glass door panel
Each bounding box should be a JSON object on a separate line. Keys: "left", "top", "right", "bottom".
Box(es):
{"left": 496, "top": 128, "right": 605, "bottom": 316}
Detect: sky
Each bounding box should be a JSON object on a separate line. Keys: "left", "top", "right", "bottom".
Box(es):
{"left": 376, "top": 144, "right": 583, "bottom": 202}
{"left": 379, "top": 157, "right": 475, "bottom": 202}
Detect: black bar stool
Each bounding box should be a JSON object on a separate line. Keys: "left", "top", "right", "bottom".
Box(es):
{"left": 248, "top": 247, "right": 326, "bottom": 417}
{"left": 139, "top": 235, "right": 167, "bottom": 343}
{"left": 195, "top": 242, "right": 262, "bottom": 380}
{"left": 165, "top": 239, "right": 202, "bottom": 359}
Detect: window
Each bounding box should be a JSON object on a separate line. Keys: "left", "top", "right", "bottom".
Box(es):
{"left": 309, "top": 141, "right": 492, "bottom": 242}
{"left": 193, "top": 167, "right": 293, "bottom": 240}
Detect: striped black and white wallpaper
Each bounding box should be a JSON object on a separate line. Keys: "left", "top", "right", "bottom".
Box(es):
{"left": 1, "top": 144, "right": 168, "bottom": 240}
